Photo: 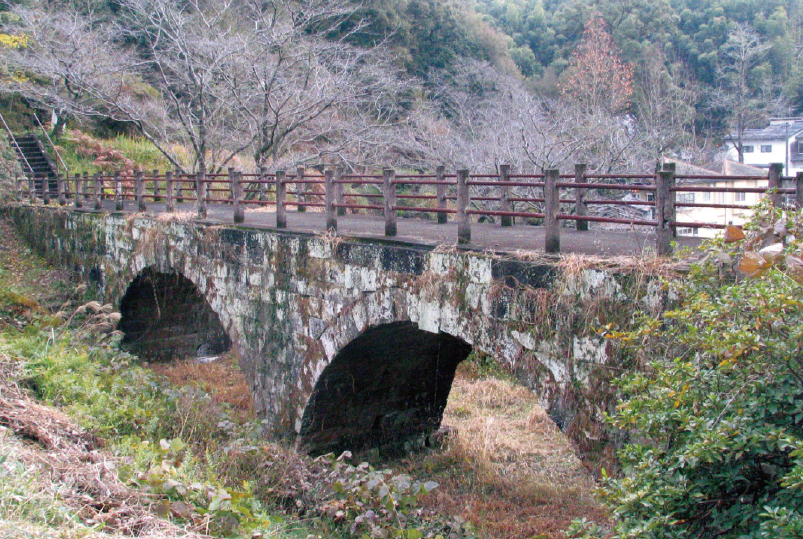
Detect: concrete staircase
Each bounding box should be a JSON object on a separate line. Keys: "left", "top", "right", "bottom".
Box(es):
{"left": 12, "top": 133, "right": 58, "bottom": 194}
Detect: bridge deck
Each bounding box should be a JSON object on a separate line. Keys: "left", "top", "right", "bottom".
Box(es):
{"left": 80, "top": 200, "right": 705, "bottom": 256}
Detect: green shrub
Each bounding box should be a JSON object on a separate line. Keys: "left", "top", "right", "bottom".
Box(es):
{"left": 573, "top": 203, "right": 803, "bottom": 538}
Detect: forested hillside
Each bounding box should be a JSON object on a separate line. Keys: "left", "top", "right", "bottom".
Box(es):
{"left": 0, "top": 0, "right": 800, "bottom": 175}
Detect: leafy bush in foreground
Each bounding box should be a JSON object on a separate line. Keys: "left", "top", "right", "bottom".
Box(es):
{"left": 571, "top": 204, "right": 803, "bottom": 538}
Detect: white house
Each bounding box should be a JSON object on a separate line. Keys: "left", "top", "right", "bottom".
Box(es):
{"left": 662, "top": 158, "right": 768, "bottom": 238}
{"left": 725, "top": 117, "right": 803, "bottom": 176}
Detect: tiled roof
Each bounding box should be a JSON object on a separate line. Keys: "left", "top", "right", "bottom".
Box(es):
{"left": 732, "top": 121, "right": 803, "bottom": 142}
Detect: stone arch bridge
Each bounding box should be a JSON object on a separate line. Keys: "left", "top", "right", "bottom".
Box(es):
{"left": 6, "top": 206, "right": 669, "bottom": 467}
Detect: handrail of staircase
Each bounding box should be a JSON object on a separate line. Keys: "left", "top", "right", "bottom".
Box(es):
{"left": 33, "top": 113, "right": 68, "bottom": 176}
{"left": 0, "top": 110, "right": 35, "bottom": 177}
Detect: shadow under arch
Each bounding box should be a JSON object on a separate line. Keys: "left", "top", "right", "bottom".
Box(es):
{"left": 299, "top": 321, "right": 472, "bottom": 455}
{"left": 118, "top": 268, "right": 231, "bottom": 362}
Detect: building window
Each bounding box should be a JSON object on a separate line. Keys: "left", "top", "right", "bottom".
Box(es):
{"left": 743, "top": 145, "right": 754, "bottom": 153}
{"left": 761, "top": 145, "right": 772, "bottom": 153}
{"left": 702, "top": 191, "right": 711, "bottom": 202}
{"left": 677, "top": 193, "right": 695, "bottom": 204}
{"left": 677, "top": 227, "right": 694, "bottom": 235}
{"left": 797, "top": 142, "right": 803, "bottom": 154}
{"left": 735, "top": 192, "right": 746, "bottom": 202}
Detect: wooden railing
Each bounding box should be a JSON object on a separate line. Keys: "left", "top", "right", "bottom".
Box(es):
{"left": 15, "top": 163, "right": 803, "bottom": 256}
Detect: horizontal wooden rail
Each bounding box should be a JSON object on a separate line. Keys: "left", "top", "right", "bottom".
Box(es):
{"left": 18, "top": 162, "right": 801, "bottom": 256}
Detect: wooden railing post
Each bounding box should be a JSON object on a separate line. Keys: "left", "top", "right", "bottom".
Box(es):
{"left": 27, "top": 176, "right": 35, "bottom": 204}
{"left": 383, "top": 168, "right": 397, "bottom": 236}
{"left": 544, "top": 169, "right": 560, "bottom": 253}
{"left": 135, "top": 170, "right": 146, "bottom": 212}
{"left": 73, "top": 173, "right": 82, "bottom": 208}
{"left": 152, "top": 169, "right": 161, "bottom": 202}
{"left": 232, "top": 168, "right": 245, "bottom": 223}
{"left": 655, "top": 170, "right": 675, "bottom": 256}
{"left": 276, "top": 170, "right": 287, "bottom": 228}
{"left": 41, "top": 176, "right": 50, "bottom": 205}
{"left": 768, "top": 163, "right": 783, "bottom": 207}
{"left": 574, "top": 163, "right": 588, "bottom": 231}
{"left": 114, "top": 172, "right": 123, "bottom": 211}
{"left": 57, "top": 174, "right": 66, "bottom": 206}
{"left": 165, "top": 171, "right": 175, "bottom": 212}
{"left": 325, "top": 168, "right": 337, "bottom": 231}
{"left": 259, "top": 166, "right": 269, "bottom": 202}
{"left": 93, "top": 172, "right": 102, "bottom": 210}
{"left": 82, "top": 172, "right": 90, "bottom": 205}
{"left": 436, "top": 165, "right": 447, "bottom": 224}
{"left": 499, "top": 164, "right": 513, "bottom": 227}
{"left": 335, "top": 166, "right": 345, "bottom": 216}
{"left": 196, "top": 170, "right": 207, "bottom": 218}
{"left": 296, "top": 166, "right": 306, "bottom": 213}
{"left": 662, "top": 163, "right": 677, "bottom": 238}
{"left": 796, "top": 171, "right": 803, "bottom": 209}
{"left": 456, "top": 169, "right": 471, "bottom": 244}
{"left": 175, "top": 168, "right": 184, "bottom": 203}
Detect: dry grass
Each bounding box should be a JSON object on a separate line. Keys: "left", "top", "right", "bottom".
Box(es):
{"left": 0, "top": 353, "right": 210, "bottom": 539}
{"left": 401, "top": 363, "right": 607, "bottom": 539}
{"left": 557, "top": 252, "right": 690, "bottom": 278}
{"left": 147, "top": 352, "right": 253, "bottom": 420}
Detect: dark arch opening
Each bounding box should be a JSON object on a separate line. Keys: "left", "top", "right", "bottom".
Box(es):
{"left": 299, "top": 321, "right": 472, "bottom": 455}
{"left": 118, "top": 268, "right": 231, "bottom": 362}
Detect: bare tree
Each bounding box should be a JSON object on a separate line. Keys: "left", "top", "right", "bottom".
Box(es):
{"left": 2, "top": 0, "right": 408, "bottom": 173}
{"left": 634, "top": 46, "right": 698, "bottom": 160}
{"left": 0, "top": 5, "right": 183, "bottom": 166}
{"left": 226, "top": 1, "right": 409, "bottom": 170}
{"left": 715, "top": 23, "right": 786, "bottom": 162}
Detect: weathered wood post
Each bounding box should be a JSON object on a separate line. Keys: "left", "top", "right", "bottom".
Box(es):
{"left": 383, "top": 168, "right": 397, "bottom": 237}
{"left": 276, "top": 170, "right": 287, "bottom": 228}
{"left": 27, "top": 176, "right": 35, "bottom": 204}
{"left": 456, "top": 169, "right": 471, "bottom": 244}
{"left": 175, "top": 168, "right": 184, "bottom": 203}
{"left": 135, "top": 170, "right": 146, "bottom": 212}
{"left": 152, "top": 169, "right": 161, "bottom": 202}
{"left": 768, "top": 163, "right": 783, "bottom": 207}
{"left": 165, "top": 171, "right": 175, "bottom": 212}
{"left": 231, "top": 168, "right": 245, "bottom": 223}
{"left": 82, "top": 172, "right": 91, "bottom": 205}
{"left": 114, "top": 172, "right": 123, "bottom": 211}
{"left": 436, "top": 165, "right": 448, "bottom": 224}
{"left": 335, "top": 166, "right": 345, "bottom": 217}
{"left": 662, "top": 162, "right": 677, "bottom": 238}
{"left": 796, "top": 171, "right": 803, "bottom": 209}
{"left": 499, "top": 164, "right": 513, "bottom": 227}
{"left": 41, "top": 176, "right": 50, "bottom": 205}
{"left": 296, "top": 166, "right": 307, "bottom": 213}
{"left": 57, "top": 174, "right": 66, "bottom": 206}
{"left": 544, "top": 169, "right": 560, "bottom": 253}
{"left": 574, "top": 163, "right": 588, "bottom": 231}
{"left": 74, "top": 173, "right": 83, "bottom": 209}
{"left": 259, "top": 166, "right": 269, "bottom": 202}
{"left": 196, "top": 170, "right": 207, "bottom": 218}
{"left": 655, "top": 170, "right": 675, "bottom": 256}
{"left": 325, "top": 168, "right": 337, "bottom": 231}
{"left": 93, "top": 172, "right": 102, "bottom": 210}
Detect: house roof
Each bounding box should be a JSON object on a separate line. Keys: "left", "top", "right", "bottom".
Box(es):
{"left": 732, "top": 120, "right": 803, "bottom": 142}
{"left": 721, "top": 160, "right": 767, "bottom": 176}
{"left": 663, "top": 158, "right": 766, "bottom": 183}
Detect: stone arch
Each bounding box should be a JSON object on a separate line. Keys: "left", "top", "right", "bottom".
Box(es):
{"left": 298, "top": 321, "right": 472, "bottom": 455}
{"left": 118, "top": 267, "right": 231, "bottom": 362}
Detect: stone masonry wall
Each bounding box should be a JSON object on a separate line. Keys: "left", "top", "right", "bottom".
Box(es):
{"left": 4, "top": 205, "right": 674, "bottom": 470}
